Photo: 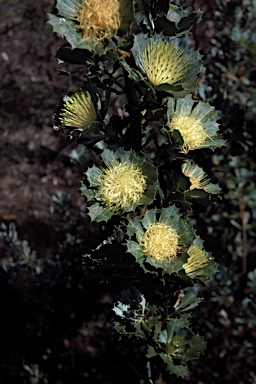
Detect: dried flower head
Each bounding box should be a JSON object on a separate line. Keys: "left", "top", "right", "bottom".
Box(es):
{"left": 140, "top": 41, "right": 189, "bottom": 87}
{"left": 181, "top": 160, "right": 221, "bottom": 194}
{"left": 98, "top": 162, "right": 147, "bottom": 212}
{"left": 183, "top": 244, "right": 208, "bottom": 275}
{"left": 68, "top": 0, "right": 121, "bottom": 42}
{"left": 139, "top": 222, "right": 179, "bottom": 261}
{"left": 167, "top": 95, "right": 225, "bottom": 153}
{"left": 55, "top": 89, "right": 97, "bottom": 134}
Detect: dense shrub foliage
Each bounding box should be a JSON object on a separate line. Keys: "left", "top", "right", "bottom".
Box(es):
{"left": 1, "top": 1, "right": 255, "bottom": 383}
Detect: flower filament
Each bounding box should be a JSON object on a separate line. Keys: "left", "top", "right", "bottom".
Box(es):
{"left": 141, "top": 41, "right": 189, "bottom": 86}
{"left": 170, "top": 115, "right": 209, "bottom": 153}
{"left": 140, "top": 222, "right": 179, "bottom": 261}
{"left": 98, "top": 162, "right": 147, "bottom": 212}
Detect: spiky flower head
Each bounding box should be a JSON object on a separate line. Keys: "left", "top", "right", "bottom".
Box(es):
{"left": 54, "top": 89, "right": 97, "bottom": 137}
{"left": 131, "top": 34, "right": 202, "bottom": 97}
{"left": 98, "top": 162, "right": 147, "bottom": 212}
{"left": 81, "top": 148, "right": 159, "bottom": 222}
{"left": 139, "top": 222, "right": 179, "bottom": 261}
{"left": 181, "top": 160, "right": 221, "bottom": 194}
{"left": 167, "top": 95, "right": 226, "bottom": 153}
{"left": 140, "top": 41, "right": 190, "bottom": 87}
{"left": 126, "top": 206, "right": 195, "bottom": 274}
{"left": 48, "top": 0, "right": 134, "bottom": 53}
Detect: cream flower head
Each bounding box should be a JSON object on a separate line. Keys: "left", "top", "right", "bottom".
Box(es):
{"left": 131, "top": 34, "right": 202, "bottom": 97}
{"left": 55, "top": 89, "right": 97, "bottom": 137}
{"left": 139, "top": 222, "right": 179, "bottom": 261}
{"left": 182, "top": 237, "right": 217, "bottom": 282}
{"left": 140, "top": 40, "right": 190, "bottom": 87}
{"left": 61, "top": 0, "right": 121, "bottom": 42}
{"left": 81, "top": 148, "right": 159, "bottom": 222}
{"left": 48, "top": 0, "right": 134, "bottom": 52}
{"left": 181, "top": 160, "right": 221, "bottom": 194}
{"left": 127, "top": 206, "right": 195, "bottom": 274}
{"left": 167, "top": 95, "right": 225, "bottom": 153}
{"left": 98, "top": 162, "right": 147, "bottom": 212}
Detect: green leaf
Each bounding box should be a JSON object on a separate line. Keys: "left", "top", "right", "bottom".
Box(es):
{"left": 166, "top": 318, "right": 182, "bottom": 343}
{"left": 87, "top": 203, "right": 113, "bottom": 223}
{"left": 186, "top": 334, "right": 206, "bottom": 360}
{"left": 56, "top": 43, "right": 93, "bottom": 65}
{"left": 145, "top": 254, "right": 185, "bottom": 275}
{"left": 158, "top": 329, "right": 168, "bottom": 344}
{"left": 80, "top": 182, "right": 95, "bottom": 201}
{"left": 126, "top": 240, "right": 150, "bottom": 273}
{"left": 154, "top": 7, "right": 203, "bottom": 38}
{"left": 146, "top": 346, "right": 157, "bottom": 359}
{"left": 160, "top": 354, "right": 189, "bottom": 378}
{"left": 175, "top": 291, "right": 202, "bottom": 313}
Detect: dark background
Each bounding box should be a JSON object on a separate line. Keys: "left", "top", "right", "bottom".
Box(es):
{"left": 1, "top": 0, "right": 256, "bottom": 383}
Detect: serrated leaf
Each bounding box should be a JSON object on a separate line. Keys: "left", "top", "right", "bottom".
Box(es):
{"left": 145, "top": 254, "right": 185, "bottom": 275}
{"left": 87, "top": 203, "right": 113, "bottom": 223}
{"left": 80, "top": 183, "right": 95, "bottom": 201}
{"left": 146, "top": 346, "right": 157, "bottom": 358}
{"left": 160, "top": 354, "right": 189, "bottom": 378}
{"left": 186, "top": 334, "right": 206, "bottom": 360}
{"left": 158, "top": 329, "right": 168, "bottom": 344}
{"left": 175, "top": 291, "right": 202, "bottom": 313}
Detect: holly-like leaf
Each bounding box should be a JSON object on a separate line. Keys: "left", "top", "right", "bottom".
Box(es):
{"left": 175, "top": 291, "right": 202, "bottom": 313}
{"left": 186, "top": 334, "right": 206, "bottom": 360}
{"left": 87, "top": 203, "right": 112, "bottom": 223}
{"left": 56, "top": 43, "right": 93, "bottom": 65}
{"left": 160, "top": 353, "right": 189, "bottom": 378}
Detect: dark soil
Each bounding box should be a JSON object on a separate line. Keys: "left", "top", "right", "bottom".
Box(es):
{"left": 0, "top": 0, "right": 87, "bottom": 256}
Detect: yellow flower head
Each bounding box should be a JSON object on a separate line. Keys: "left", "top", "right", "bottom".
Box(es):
{"left": 57, "top": 90, "right": 97, "bottom": 131}
{"left": 170, "top": 115, "right": 209, "bottom": 154}
{"left": 98, "top": 162, "right": 147, "bottom": 212}
{"left": 141, "top": 41, "right": 190, "bottom": 87}
{"left": 74, "top": 0, "right": 121, "bottom": 42}
{"left": 181, "top": 160, "right": 221, "bottom": 194}
{"left": 183, "top": 244, "right": 208, "bottom": 275}
{"left": 167, "top": 95, "right": 225, "bottom": 153}
{"left": 182, "top": 161, "right": 209, "bottom": 190}
{"left": 139, "top": 222, "right": 179, "bottom": 261}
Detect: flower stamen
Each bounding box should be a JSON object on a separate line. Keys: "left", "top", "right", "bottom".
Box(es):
{"left": 58, "top": 90, "right": 97, "bottom": 129}
{"left": 98, "top": 162, "right": 147, "bottom": 212}
{"left": 140, "top": 222, "right": 179, "bottom": 261}
{"left": 170, "top": 115, "right": 210, "bottom": 153}
{"left": 76, "top": 0, "right": 121, "bottom": 41}
{"left": 183, "top": 244, "right": 208, "bottom": 275}
{"left": 141, "top": 41, "right": 190, "bottom": 86}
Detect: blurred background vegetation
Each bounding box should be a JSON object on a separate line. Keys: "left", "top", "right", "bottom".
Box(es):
{"left": 0, "top": 0, "right": 255, "bottom": 383}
